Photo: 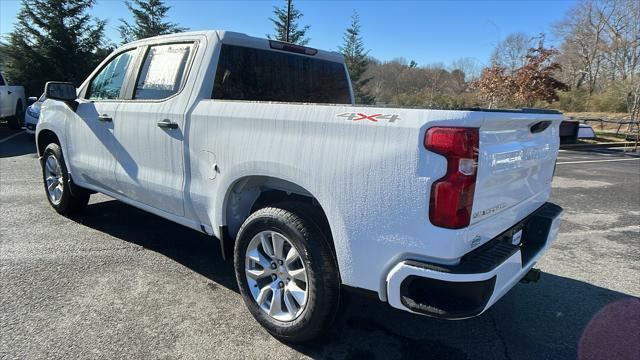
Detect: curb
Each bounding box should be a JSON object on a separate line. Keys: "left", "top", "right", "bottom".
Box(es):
{"left": 560, "top": 142, "right": 637, "bottom": 150}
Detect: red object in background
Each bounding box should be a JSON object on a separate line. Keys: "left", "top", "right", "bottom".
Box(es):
{"left": 578, "top": 297, "right": 640, "bottom": 360}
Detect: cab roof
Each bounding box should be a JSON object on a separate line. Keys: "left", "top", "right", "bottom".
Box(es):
{"left": 124, "top": 30, "right": 345, "bottom": 64}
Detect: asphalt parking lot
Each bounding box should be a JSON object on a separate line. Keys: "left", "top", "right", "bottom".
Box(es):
{"left": 1, "top": 126, "right": 639, "bottom": 360}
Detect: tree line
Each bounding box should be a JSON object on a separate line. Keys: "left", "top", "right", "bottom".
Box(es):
{"left": 357, "top": 0, "right": 639, "bottom": 118}
{"left": 0, "top": 0, "right": 185, "bottom": 96}
{"left": 1, "top": 0, "right": 638, "bottom": 120}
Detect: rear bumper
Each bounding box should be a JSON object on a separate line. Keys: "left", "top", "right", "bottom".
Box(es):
{"left": 386, "top": 202, "right": 562, "bottom": 319}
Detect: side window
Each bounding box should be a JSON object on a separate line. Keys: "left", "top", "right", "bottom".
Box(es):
{"left": 87, "top": 50, "right": 135, "bottom": 100}
{"left": 134, "top": 43, "right": 194, "bottom": 100}
{"left": 0, "top": 74, "right": 5, "bottom": 86}
{"left": 212, "top": 44, "right": 351, "bottom": 104}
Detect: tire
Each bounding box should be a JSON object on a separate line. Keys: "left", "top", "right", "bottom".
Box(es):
{"left": 41, "top": 143, "right": 90, "bottom": 215}
{"left": 7, "top": 101, "right": 23, "bottom": 129}
{"left": 234, "top": 205, "right": 340, "bottom": 342}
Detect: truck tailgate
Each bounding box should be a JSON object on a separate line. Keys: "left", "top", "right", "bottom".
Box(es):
{"left": 470, "top": 113, "right": 563, "bottom": 225}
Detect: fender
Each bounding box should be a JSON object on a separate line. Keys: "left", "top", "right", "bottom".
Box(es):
{"left": 213, "top": 162, "right": 352, "bottom": 280}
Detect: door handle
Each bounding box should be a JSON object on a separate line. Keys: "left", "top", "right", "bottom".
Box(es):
{"left": 157, "top": 119, "right": 178, "bottom": 130}
{"left": 7, "top": 91, "right": 12, "bottom": 95}
{"left": 98, "top": 114, "right": 112, "bottom": 122}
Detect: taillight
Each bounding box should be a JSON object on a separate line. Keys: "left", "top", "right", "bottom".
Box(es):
{"left": 424, "top": 127, "right": 479, "bottom": 229}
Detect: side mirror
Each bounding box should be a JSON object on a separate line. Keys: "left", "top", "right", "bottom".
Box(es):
{"left": 45, "top": 81, "right": 77, "bottom": 101}
{"left": 27, "top": 96, "right": 38, "bottom": 106}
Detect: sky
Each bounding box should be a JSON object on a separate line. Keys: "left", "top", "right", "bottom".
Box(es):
{"left": 0, "top": 0, "right": 576, "bottom": 67}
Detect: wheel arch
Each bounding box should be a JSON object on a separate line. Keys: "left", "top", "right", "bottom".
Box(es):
{"left": 219, "top": 175, "right": 339, "bottom": 268}
{"left": 36, "top": 129, "right": 60, "bottom": 157}
{"left": 222, "top": 175, "right": 328, "bottom": 237}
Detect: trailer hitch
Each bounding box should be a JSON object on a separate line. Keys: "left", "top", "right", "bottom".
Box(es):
{"left": 520, "top": 268, "right": 541, "bottom": 283}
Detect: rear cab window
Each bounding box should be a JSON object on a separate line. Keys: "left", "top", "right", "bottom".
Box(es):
{"left": 212, "top": 44, "right": 351, "bottom": 104}
{"left": 134, "top": 43, "right": 195, "bottom": 100}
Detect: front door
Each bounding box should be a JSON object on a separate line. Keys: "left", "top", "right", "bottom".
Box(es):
{"left": 67, "top": 49, "right": 137, "bottom": 192}
{"left": 112, "top": 43, "right": 196, "bottom": 217}
{"left": 68, "top": 101, "right": 120, "bottom": 191}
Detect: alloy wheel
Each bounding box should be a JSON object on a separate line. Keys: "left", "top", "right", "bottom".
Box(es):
{"left": 44, "top": 154, "right": 64, "bottom": 205}
{"left": 245, "top": 230, "right": 309, "bottom": 322}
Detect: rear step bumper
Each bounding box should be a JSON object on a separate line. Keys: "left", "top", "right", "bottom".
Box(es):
{"left": 386, "top": 202, "right": 562, "bottom": 319}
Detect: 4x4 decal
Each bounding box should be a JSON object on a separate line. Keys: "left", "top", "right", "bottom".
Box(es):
{"left": 337, "top": 112, "right": 400, "bottom": 123}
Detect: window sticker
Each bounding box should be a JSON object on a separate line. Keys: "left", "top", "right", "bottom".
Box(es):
{"left": 135, "top": 43, "right": 193, "bottom": 99}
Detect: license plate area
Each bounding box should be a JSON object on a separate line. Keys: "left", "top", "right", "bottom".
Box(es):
{"left": 480, "top": 203, "right": 562, "bottom": 267}
{"left": 511, "top": 229, "right": 523, "bottom": 246}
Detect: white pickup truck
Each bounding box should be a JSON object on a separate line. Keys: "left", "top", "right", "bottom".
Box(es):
{"left": 36, "top": 31, "right": 563, "bottom": 342}
{"left": 0, "top": 71, "right": 26, "bottom": 129}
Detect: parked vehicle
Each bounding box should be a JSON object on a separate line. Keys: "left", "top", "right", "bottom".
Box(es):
{"left": 578, "top": 123, "right": 597, "bottom": 139}
{"left": 0, "top": 71, "right": 26, "bottom": 129}
{"left": 559, "top": 120, "right": 580, "bottom": 144}
{"left": 24, "top": 94, "right": 45, "bottom": 134}
{"left": 36, "top": 31, "right": 563, "bottom": 342}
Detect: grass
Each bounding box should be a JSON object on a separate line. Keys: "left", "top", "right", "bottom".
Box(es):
{"left": 595, "top": 131, "right": 629, "bottom": 141}
{"left": 565, "top": 112, "right": 638, "bottom": 134}
{"left": 564, "top": 112, "right": 630, "bottom": 120}
{"left": 572, "top": 130, "right": 638, "bottom": 145}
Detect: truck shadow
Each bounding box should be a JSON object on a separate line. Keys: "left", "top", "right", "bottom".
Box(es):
{"left": 76, "top": 199, "right": 635, "bottom": 360}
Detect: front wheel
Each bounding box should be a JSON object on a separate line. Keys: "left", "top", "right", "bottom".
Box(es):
{"left": 41, "top": 143, "right": 90, "bottom": 214}
{"left": 234, "top": 206, "right": 340, "bottom": 342}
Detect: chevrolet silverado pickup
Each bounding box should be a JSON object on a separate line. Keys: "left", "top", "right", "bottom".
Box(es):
{"left": 0, "top": 70, "right": 26, "bottom": 129}
{"left": 36, "top": 31, "right": 563, "bottom": 342}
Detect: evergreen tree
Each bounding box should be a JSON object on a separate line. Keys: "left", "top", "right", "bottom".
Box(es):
{"left": 339, "top": 11, "right": 375, "bottom": 104}
{"left": 118, "top": 0, "right": 187, "bottom": 43}
{"left": 268, "top": 0, "right": 310, "bottom": 45}
{"left": 0, "top": 0, "right": 110, "bottom": 96}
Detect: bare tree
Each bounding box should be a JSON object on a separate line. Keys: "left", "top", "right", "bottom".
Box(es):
{"left": 600, "top": 0, "right": 640, "bottom": 81}
{"left": 491, "top": 32, "right": 532, "bottom": 74}
{"left": 450, "top": 57, "right": 482, "bottom": 82}
{"left": 554, "top": 0, "right": 614, "bottom": 94}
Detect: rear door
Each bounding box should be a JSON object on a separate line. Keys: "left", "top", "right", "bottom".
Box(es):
{"left": 471, "top": 112, "right": 563, "bottom": 224}
{"left": 112, "top": 42, "right": 197, "bottom": 217}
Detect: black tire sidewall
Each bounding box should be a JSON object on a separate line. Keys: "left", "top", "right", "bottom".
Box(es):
{"left": 7, "top": 102, "right": 23, "bottom": 129}
{"left": 42, "top": 143, "right": 72, "bottom": 213}
{"left": 234, "top": 207, "right": 339, "bottom": 342}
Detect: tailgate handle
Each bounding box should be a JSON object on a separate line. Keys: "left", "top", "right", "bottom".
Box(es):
{"left": 530, "top": 121, "right": 551, "bottom": 134}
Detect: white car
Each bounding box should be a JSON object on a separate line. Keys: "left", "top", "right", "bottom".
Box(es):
{"left": 0, "top": 71, "right": 26, "bottom": 129}
{"left": 36, "top": 31, "right": 563, "bottom": 342}
{"left": 24, "top": 94, "right": 45, "bottom": 134}
{"left": 578, "top": 123, "right": 597, "bottom": 139}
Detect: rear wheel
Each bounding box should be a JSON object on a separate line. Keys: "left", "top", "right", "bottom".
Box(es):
{"left": 41, "top": 143, "right": 90, "bottom": 214}
{"left": 7, "top": 101, "right": 23, "bottom": 129}
{"left": 234, "top": 205, "right": 340, "bottom": 342}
